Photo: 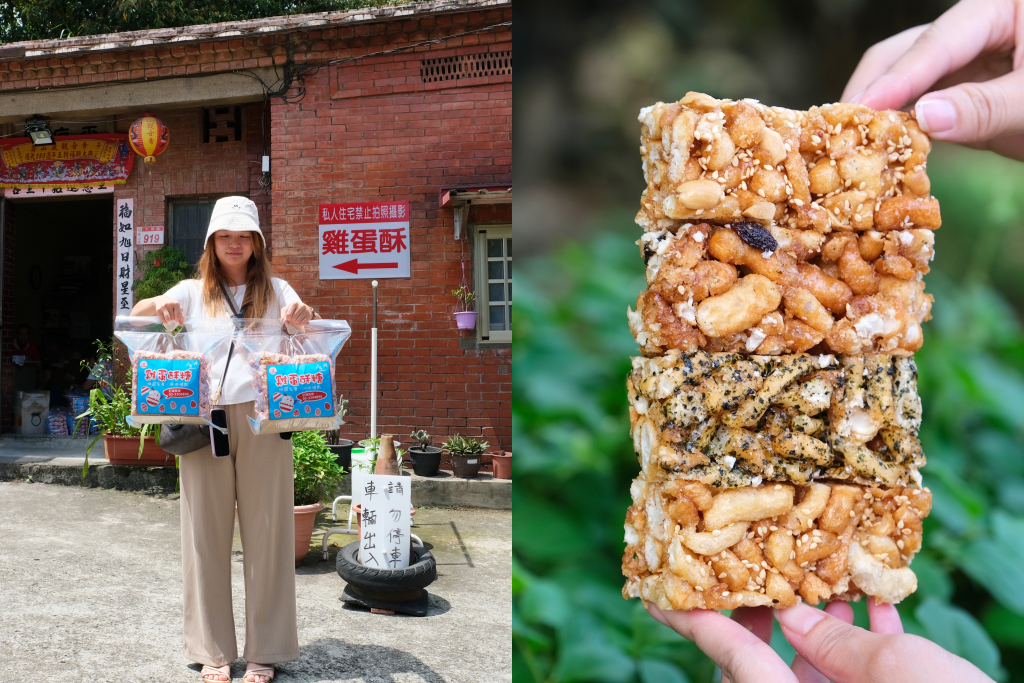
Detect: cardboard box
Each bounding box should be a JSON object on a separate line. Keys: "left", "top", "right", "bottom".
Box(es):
{"left": 13, "top": 390, "right": 50, "bottom": 435}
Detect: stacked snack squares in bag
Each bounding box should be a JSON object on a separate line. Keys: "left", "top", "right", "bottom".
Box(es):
{"left": 623, "top": 93, "right": 938, "bottom": 612}
{"left": 237, "top": 319, "right": 352, "bottom": 435}
{"left": 114, "top": 316, "right": 234, "bottom": 427}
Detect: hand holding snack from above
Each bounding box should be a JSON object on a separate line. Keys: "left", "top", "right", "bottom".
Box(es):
{"left": 624, "top": 93, "right": 935, "bottom": 615}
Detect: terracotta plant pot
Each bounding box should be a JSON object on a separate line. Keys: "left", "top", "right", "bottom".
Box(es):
{"left": 103, "top": 435, "right": 175, "bottom": 467}
{"left": 450, "top": 453, "right": 482, "bottom": 478}
{"left": 454, "top": 311, "right": 477, "bottom": 330}
{"left": 293, "top": 501, "right": 324, "bottom": 565}
{"left": 409, "top": 447, "right": 442, "bottom": 477}
{"left": 491, "top": 451, "right": 512, "bottom": 479}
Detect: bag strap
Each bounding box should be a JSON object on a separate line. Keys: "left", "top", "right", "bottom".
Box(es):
{"left": 210, "top": 280, "right": 248, "bottom": 404}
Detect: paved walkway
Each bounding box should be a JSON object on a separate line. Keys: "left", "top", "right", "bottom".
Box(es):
{"left": 0, "top": 482, "right": 511, "bottom": 682}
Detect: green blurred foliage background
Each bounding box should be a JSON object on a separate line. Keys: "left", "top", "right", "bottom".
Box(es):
{"left": 516, "top": 0, "right": 1024, "bottom": 681}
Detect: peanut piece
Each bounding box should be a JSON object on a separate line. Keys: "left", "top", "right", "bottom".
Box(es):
{"left": 676, "top": 179, "right": 724, "bottom": 210}
{"left": 696, "top": 274, "right": 781, "bottom": 338}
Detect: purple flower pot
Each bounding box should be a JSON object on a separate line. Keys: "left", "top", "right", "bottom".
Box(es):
{"left": 454, "top": 311, "right": 478, "bottom": 330}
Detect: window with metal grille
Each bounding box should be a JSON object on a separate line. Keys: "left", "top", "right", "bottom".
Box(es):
{"left": 203, "top": 106, "right": 242, "bottom": 143}
{"left": 167, "top": 200, "right": 216, "bottom": 267}
{"left": 420, "top": 50, "right": 511, "bottom": 84}
{"left": 474, "top": 225, "right": 512, "bottom": 342}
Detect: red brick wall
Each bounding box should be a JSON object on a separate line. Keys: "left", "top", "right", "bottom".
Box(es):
{"left": 116, "top": 102, "right": 269, "bottom": 267}
{"left": 270, "top": 27, "right": 512, "bottom": 457}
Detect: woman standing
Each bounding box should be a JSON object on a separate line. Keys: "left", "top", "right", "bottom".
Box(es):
{"left": 132, "top": 197, "right": 314, "bottom": 683}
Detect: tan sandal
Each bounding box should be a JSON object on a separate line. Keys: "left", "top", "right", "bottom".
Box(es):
{"left": 201, "top": 664, "right": 231, "bottom": 682}
{"left": 240, "top": 663, "right": 272, "bottom": 679}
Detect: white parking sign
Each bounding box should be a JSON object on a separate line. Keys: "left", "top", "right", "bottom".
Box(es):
{"left": 318, "top": 201, "right": 410, "bottom": 279}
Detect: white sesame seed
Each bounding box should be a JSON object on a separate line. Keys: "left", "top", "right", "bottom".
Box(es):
{"left": 722, "top": 591, "right": 730, "bottom": 597}
{"left": 769, "top": 526, "right": 778, "bottom": 531}
{"left": 712, "top": 529, "right": 721, "bottom": 537}
{"left": 775, "top": 485, "right": 782, "bottom": 490}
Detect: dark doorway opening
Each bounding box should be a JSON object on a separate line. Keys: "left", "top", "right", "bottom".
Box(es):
{"left": 7, "top": 196, "right": 114, "bottom": 434}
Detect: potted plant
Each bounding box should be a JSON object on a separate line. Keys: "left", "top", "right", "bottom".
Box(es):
{"left": 75, "top": 354, "right": 172, "bottom": 475}
{"left": 492, "top": 451, "right": 512, "bottom": 479}
{"left": 451, "top": 284, "right": 477, "bottom": 330}
{"left": 322, "top": 400, "right": 353, "bottom": 470}
{"left": 292, "top": 430, "right": 347, "bottom": 565}
{"left": 408, "top": 429, "right": 442, "bottom": 477}
{"left": 443, "top": 434, "right": 488, "bottom": 479}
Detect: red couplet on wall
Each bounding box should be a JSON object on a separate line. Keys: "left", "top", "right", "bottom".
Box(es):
{"left": 318, "top": 201, "right": 411, "bottom": 280}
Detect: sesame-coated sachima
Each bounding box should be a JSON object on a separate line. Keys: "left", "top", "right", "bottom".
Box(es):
{"left": 623, "top": 93, "right": 936, "bottom": 610}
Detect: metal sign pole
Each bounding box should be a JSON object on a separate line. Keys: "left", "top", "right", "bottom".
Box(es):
{"left": 370, "top": 280, "right": 378, "bottom": 441}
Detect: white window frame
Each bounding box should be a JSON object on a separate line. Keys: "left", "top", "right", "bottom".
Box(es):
{"left": 474, "top": 224, "right": 512, "bottom": 343}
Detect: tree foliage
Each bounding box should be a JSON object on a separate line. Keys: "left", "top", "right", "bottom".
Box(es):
{"left": 0, "top": 0, "right": 411, "bottom": 42}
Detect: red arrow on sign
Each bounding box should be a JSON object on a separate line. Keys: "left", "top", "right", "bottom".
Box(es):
{"left": 333, "top": 259, "right": 399, "bottom": 274}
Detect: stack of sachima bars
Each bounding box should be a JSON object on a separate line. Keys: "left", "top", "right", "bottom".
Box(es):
{"left": 622, "top": 92, "right": 935, "bottom": 611}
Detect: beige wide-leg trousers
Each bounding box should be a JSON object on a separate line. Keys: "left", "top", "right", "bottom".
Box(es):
{"left": 178, "top": 401, "right": 299, "bottom": 666}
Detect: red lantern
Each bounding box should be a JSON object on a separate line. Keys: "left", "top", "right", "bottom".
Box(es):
{"left": 128, "top": 112, "right": 169, "bottom": 165}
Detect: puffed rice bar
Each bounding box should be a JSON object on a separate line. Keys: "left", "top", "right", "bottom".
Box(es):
{"left": 629, "top": 220, "right": 934, "bottom": 357}
{"left": 638, "top": 93, "right": 938, "bottom": 232}
{"left": 623, "top": 478, "right": 932, "bottom": 609}
{"left": 629, "top": 351, "right": 924, "bottom": 488}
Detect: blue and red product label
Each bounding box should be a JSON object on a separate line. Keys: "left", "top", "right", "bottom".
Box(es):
{"left": 266, "top": 361, "right": 334, "bottom": 420}
{"left": 136, "top": 357, "right": 201, "bottom": 416}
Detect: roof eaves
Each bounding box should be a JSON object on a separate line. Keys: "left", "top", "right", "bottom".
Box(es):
{"left": 1, "top": 0, "right": 509, "bottom": 61}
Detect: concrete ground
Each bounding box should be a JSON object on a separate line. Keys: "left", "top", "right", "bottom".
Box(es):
{"left": 0, "top": 481, "right": 511, "bottom": 682}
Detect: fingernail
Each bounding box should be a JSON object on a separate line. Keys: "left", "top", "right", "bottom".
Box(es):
{"left": 848, "top": 88, "right": 865, "bottom": 104}
{"left": 915, "top": 98, "right": 957, "bottom": 133}
{"left": 775, "top": 603, "right": 827, "bottom": 636}
{"left": 645, "top": 602, "right": 669, "bottom": 626}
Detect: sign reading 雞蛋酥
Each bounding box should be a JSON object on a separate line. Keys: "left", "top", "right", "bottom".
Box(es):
{"left": 318, "top": 201, "right": 411, "bottom": 280}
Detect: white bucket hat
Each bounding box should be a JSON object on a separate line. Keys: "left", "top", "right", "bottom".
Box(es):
{"left": 205, "top": 196, "right": 264, "bottom": 245}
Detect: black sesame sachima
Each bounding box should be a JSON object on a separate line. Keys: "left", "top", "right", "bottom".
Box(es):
{"left": 732, "top": 222, "right": 778, "bottom": 253}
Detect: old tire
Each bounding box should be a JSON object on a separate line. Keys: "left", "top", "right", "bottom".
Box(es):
{"left": 336, "top": 541, "right": 437, "bottom": 593}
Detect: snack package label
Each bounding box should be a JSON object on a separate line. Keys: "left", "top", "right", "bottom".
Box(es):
{"left": 266, "top": 362, "right": 334, "bottom": 419}
{"left": 136, "top": 357, "right": 201, "bottom": 416}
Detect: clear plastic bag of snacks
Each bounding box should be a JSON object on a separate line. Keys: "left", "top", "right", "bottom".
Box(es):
{"left": 236, "top": 318, "right": 352, "bottom": 435}
{"left": 114, "top": 316, "right": 234, "bottom": 426}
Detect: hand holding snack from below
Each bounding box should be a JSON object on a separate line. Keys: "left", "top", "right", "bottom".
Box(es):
{"left": 646, "top": 599, "right": 995, "bottom": 683}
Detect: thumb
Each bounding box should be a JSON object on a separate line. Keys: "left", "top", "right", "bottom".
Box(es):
{"left": 915, "top": 69, "right": 1024, "bottom": 143}
{"left": 776, "top": 603, "right": 992, "bottom": 683}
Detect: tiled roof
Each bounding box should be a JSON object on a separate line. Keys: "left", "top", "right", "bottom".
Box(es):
{"left": 0, "top": 0, "right": 509, "bottom": 60}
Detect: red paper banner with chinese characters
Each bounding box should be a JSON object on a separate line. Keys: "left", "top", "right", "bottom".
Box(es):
{"left": 0, "top": 134, "right": 134, "bottom": 189}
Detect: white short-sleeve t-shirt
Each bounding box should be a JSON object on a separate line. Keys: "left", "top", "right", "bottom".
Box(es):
{"left": 164, "top": 277, "right": 302, "bottom": 405}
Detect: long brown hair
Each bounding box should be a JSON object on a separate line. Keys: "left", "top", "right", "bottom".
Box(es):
{"left": 197, "top": 231, "right": 273, "bottom": 318}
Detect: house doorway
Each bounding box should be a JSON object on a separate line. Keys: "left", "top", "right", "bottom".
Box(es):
{"left": 6, "top": 195, "right": 115, "bottom": 434}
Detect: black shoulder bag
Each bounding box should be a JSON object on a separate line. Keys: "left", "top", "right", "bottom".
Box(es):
{"left": 158, "top": 283, "right": 245, "bottom": 455}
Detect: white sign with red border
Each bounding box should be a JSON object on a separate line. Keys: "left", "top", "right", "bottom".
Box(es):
{"left": 115, "top": 198, "right": 134, "bottom": 315}
{"left": 137, "top": 225, "right": 164, "bottom": 246}
{"left": 318, "top": 201, "right": 410, "bottom": 280}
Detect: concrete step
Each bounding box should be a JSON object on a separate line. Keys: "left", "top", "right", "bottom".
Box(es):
{"left": 0, "top": 456, "right": 511, "bottom": 509}
{"left": 0, "top": 434, "right": 96, "bottom": 452}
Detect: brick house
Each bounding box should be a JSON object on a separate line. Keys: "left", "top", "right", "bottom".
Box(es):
{"left": 0, "top": 0, "right": 512, "bottom": 465}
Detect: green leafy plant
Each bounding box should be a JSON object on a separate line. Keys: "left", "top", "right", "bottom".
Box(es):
{"left": 442, "top": 434, "right": 488, "bottom": 456}
{"left": 74, "top": 385, "right": 160, "bottom": 477}
{"left": 132, "top": 245, "right": 192, "bottom": 301}
{"left": 292, "top": 430, "right": 347, "bottom": 506}
{"left": 451, "top": 284, "right": 476, "bottom": 313}
{"left": 410, "top": 429, "right": 433, "bottom": 450}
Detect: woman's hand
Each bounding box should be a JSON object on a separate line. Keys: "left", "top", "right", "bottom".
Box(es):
{"left": 281, "top": 301, "right": 314, "bottom": 329}
{"left": 645, "top": 598, "right": 993, "bottom": 683}
{"left": 130, "top": 295, "right": 184, "bottom": 325}
{"left": 842, "top": 0, "right": 1024, "bottom": 160}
